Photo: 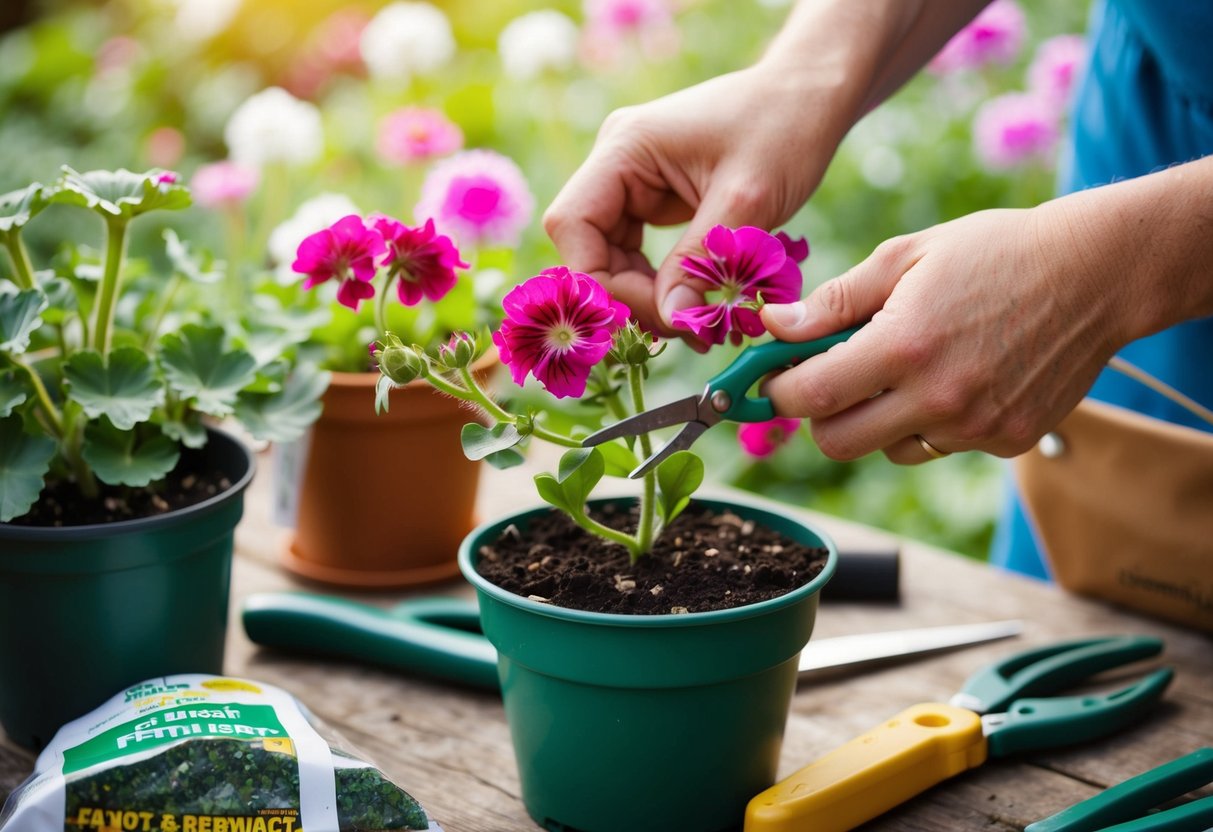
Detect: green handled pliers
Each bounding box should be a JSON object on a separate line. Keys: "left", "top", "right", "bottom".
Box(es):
{"left": 583, "top": 325, "right": 862, "bottom": 477}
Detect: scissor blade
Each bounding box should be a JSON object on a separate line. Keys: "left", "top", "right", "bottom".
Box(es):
{"left": 629, "top": 420, "right": 709, "bottom": 478}
{"left": 583, "top": 395, "right": 704, "bottom": 446}
{"left": 798, "top": 619, "right": 1023, "bottom": 675}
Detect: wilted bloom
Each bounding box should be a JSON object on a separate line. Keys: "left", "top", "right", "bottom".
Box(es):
{"left": 738, "top": 418, "right": 801, "bottom": 458}
{"left": 377, "top": 108, "right": 463, "bottom": 166}
{"left": 498, "top": 10, "right": 580, "bottom": 80}
{"left": 1028, "top": 34, "right": 1086, "bottom": 111}
{"left": 372, "top": 216, "right": 468, "bottom": 306}
{"left": 415, "top": 149, "right": 535, "bottom": 248}
{"left": 224, "top": 87, "right": 324, "bottom": 168}
{"left": 292, "top": 215, "right": 387, "bottom": 310}
{"left": 582, "top": 0, "right": 680, "bottom": 64}
{"left": 671, "top": 226, "right": 805, "bottom": 346}
{"left": 929, "top": 0, "right": 1025, "bottom": 74}
{"left": 269, "top": 193, "right": 361, "bottom": 282}
{"left": 493, "top": 267, "right": 630, "bottom": 399}
{"left": 191, "top": 161, "right": 260, "bottom": 209}
{"left": 360, "top": 2, "right": 455, "bottom": 82}
{"left": 973, "top": 92, "right": 1059, "bottom": 170}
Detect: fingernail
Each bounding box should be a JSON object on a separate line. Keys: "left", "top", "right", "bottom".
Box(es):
{"left": 661, "top": 285, "right": 701, "bottom": 324}
{"left": 765, "top": 302, "right": 807, "bottom": 328}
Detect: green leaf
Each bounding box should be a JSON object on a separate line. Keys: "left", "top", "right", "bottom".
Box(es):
{"left": 484, "top": 448, "right": 525, "bottom": 469}
{"left": 556, "top": 447, "right": 604, "bottom": 508}
{"left": 82, "top": 417, "right": 180, "bottom": 487}
{"left": 0, "top": 288, "right": 47, "bottom": 354}
{"left": 460, "top": 422, "right": 522, "bottom": 461}
{"left": 33, "top": 269, "right": 76, "bottom": 325}
{"left": 234, "top": 365, "right": 330, "bottom": 443}
{"left": 0, "top": 183, "right": 48, "bottom": 233}
{"left": 0, "top": 414, "right": 55, "bottom": 521}
{"left": 163, "top": 229, "right": 222, "bottom": 284}
{"left": 159, "top": 324, "right": 257, "bottom": 417}
{"left": 656, "top": 451, "right": 705, "bottom": 526}
{"left": 533, "top": 472, "right": 572, "bottom": 515}
{"left": 63, "top": 347, "right": 165, "bottom": 430}
{"left": 0, "top": 370, "right": 28, "bottom": 417}
{"left": 51, "top": 167, "right": 191, "bottom": 219}
{"left": 597, "top": 441, "right": 640, "bottom": 478}
{"left": 160, "top": 412, "right": 207, "bottom": 449}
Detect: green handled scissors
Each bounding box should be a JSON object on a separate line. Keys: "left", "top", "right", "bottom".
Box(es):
{"left": 583, "top": 325, "right": 862, "bottom": 478}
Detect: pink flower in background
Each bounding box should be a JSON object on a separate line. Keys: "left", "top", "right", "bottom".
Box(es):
{"left": 929, "top": 0, "right": 1026, "bottom": 74}
{"left": 493, "top": 266, "right": 630, "bottom": 398}
{"left": 191, "top": 161, "right": 261, "bottom": 209}
{"left": 292, "top": 215, "right": 387, "bottom": 310}
{"left": 415, "top": 149, "right": 535, "bottom": 247}
{"left": 973, "top": 92, "right": 1059, "bottom": 170}
{"left": 738, "top": 418, "right": 801, "bottom": 458}
{"left": 671, "top": 225, "right": 805, "bottom": 347}
{"left": 1028, "top": 34, "right": 1086, "bottom": 111}
{"left": 377, "top": 108, "right": 464, "bottom": 166}
{"left": 582, "top": 0, "right": 680, "bottom": 65}
{"left": 372, "top": 216, "right": 469, "bottom": 306}
{"left": 145, "top": 127, "right": 185, "bottom": 169}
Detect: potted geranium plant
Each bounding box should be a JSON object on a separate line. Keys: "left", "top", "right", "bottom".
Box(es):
{"left": 372, "top": 223, "right": 839, "bottom": 832}
{"left": 0, "top": 167, "right": 326, "bottom": 749}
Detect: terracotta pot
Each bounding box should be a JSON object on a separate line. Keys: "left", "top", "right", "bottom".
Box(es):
{"left": 280, "top": 356, "right": 495, "bottom": 589}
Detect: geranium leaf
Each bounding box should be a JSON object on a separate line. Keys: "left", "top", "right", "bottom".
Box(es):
{"left": 656, "top": 451, "right": 704, "bottom": 526}
{"left": 51, "top": 167, "right": 191, "bottom": 220}
{"left": 0, "top": 370, "right": 29, "bottom": 417}
{"left": 533, "top": 472, "right": 572, "bottom": 515}
{"left": 484, "top": 448, "right": 526, "bottom": 470}
{"left": 0, "top": 288, "right": 47, "bottom": 354}
{"left": 159, "top": 323, "right": 257, "bottom": 417}
{"left": 0, "top": 414, "right": 55, "bottom": 521}
{"left": 460, "top": 422, "right": 522, "bottom": 461}
{"left": 163, "top": 229, "right": 223, "bottom": 284}
{"left": 34, "top": 269, "right": 76, "bottom": 324}
{"left": 160, "top": 412, "right": 208, "bottom": 449}
{"left": 234, "top": 365, "right": 330, "bottom": 443}
{"left": 83, "top": 418, "right": 180, "bottom": 487}
{"left": 597, "top": 441, "right": 640, "bottom": 478}
{"left": 556, "top": 447, "right": 604, "bottom": 508}
{"left": 0, "top": 183, "right": 48, "bottom": 233}
{"left": 63, "top": 347, "right": 165, "bottom": 431}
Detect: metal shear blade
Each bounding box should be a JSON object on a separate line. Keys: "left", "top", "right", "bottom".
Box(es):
{"left": 582, "top": 386, "right": 723, "bottom": 478}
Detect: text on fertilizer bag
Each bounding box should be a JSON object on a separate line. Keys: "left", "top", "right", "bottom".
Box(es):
{"left": 73, "top": 808, "right": 301, "bottom": 832}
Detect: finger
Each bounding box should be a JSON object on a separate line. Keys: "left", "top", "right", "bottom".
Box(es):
{"left": 763, "top": 326, "right": 896, "bottom": 421}
{"left": 882, "top": 434, "right": 951, "bottom": 466}
{"left": 761, "top": 235, "right": 919, "bottom": 342}
{"left": 805, "top": 391, "right": 929, "bottom": 462}
{"left": 543, "top": 151, "right": 629, "bottom": 277}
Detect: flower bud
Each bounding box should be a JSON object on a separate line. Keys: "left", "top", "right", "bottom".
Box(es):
{"left": 435, "top": 330, "right": 482, "bottom": 370}
{"left": 610, "top": 322, "right": 663, "bottom": 367}
{"left": 378, "top": 343, "right": 426, "bottom": 385}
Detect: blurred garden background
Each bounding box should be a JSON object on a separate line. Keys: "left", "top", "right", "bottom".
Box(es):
{"left": 0, "top": 0, "right": 1091, "bottom": 558}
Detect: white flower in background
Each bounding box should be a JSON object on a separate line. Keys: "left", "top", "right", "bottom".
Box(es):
{"left": 224, "top": 87, "right": 324, "bottom": 168}
{"left": 268, "top": 193, "right": 361, "bottom": 284}
{"left": 167, "top": 0, "right": 242, "bottom": 42}
{"left": 498, "top": 10, "right": 579, "bottom": 81}
{"left": 360, "top": 2, "right": 455, "bottom": 82}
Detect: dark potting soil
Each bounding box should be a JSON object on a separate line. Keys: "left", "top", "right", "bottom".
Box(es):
{"left": 476, "top": 504, "right": 829, "bottom": 614}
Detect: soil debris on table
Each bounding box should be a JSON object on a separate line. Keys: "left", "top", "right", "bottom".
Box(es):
{"left": 476, "top": 503, "right": 828, "bottom": 614}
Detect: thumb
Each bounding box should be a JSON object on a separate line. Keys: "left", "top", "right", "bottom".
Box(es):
{"left": 761, "top": 237, "right": 914, "bottom": 341}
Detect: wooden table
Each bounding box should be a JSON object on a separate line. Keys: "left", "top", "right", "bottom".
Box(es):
{"left": 4, "top": 454, "right": 1212, "bottom": 830}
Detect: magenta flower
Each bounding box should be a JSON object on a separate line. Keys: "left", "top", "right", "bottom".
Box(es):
{"left": 929, "top": 0, "right": 1025, "bottom": 74}
{"left": 291, "top": 214, "right": 387, "bottom": 310}
{"left": 372, "top": 216, "right": 469, "bottom": 306}
{"left": 775, "top": 231, "right": 810, "bottom": 264}
{"left": 155, "top": 171, "right": 179, "bottom": 185}
{"left": 377, "top": 107, "right": 464, "bottom": 166}
{"left": 582, "top": 0, "right": 680, "bottom": 64}
{"left": 1028, "top": 34, "right": 1086, "bottom": 111}
{"left": 670, "top": 225, "right": 805, "bottom": 347}
{"left": 191, "top": 161, "right": 261, "bottom": 209}
{"left": 973, "top": 92, "right": 1059, "bottom": 170}
{"left": 493, "top": 266, "right": 630, "bottom": 399}
{"left": 738, "top": 418, "right": 801, "bottom": 459}
{"left": 415, "top": 149, "right": 534, "bottom": 248}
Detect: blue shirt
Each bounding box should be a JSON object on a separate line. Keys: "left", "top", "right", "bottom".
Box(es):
{"left": 991, "top": 0, "right": 1213, "bottom": 579}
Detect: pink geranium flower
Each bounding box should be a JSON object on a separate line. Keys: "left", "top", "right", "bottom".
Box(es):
{"left": 582, "top": 0, "right": 679, "bottom": 64}
{"left": 1028, "top": 34, "right": 1086, "bottom": 111}
{"left": 377, "top": 107, "right": 464, "bottom": 166}
{"left": 671, "top": 226, "right": 806, "bottom": 347}
{"left": 929, "top": 0, "right": 1026, "bottom": 74}
{"left": 738, "top": 417, "right": 801, "bottom": 458}
{"left": 415, "top": 149, "right": 534, "bottom": 248}
{"left": 493, "top": 266, "right": 630, "bottom": 399}
{"left": 973, "top": 92, "right": 1059, "bottom": 170}
{"left": 191, "top": 161, "right": 261, "bottom": 209}
{"left": 372, "top": 216, "right": 469, "bottom": 306}
{"left": 292, "top": 214, "right": 387, "bottom": 310}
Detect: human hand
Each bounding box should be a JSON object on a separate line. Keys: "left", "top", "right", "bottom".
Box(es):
{"left": 758, "top": 205, "right": 1136, "bottom": 463}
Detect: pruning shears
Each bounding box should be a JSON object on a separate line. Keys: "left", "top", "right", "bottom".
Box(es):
{"left": 745, "top": 636, "right": 1174, "bottom": 832}
{"left": 583, "top": 326, "right": 862, "bottom": 477}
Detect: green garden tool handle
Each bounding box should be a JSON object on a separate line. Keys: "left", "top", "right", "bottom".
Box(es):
{"left": 242, "top": 592, "right": 500, "bottom": 691}
{"left": 1027, "top": 747, "right": 1213, "bottom": 832}
{"left": 981, "top": 667, "right": 1173, "bottom": 757}
{"left": 707, "top": 325, "right": 863, "bottom": 423}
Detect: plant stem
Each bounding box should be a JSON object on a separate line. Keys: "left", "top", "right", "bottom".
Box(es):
{"left": 454, "top": 366, "right": 582, "bottom": 448}
{"left": 10, "top": 355, "right": 63, "bottom": 437}
{"left": 92, "top": 217, "right": 128, "bottom": 354}
{"left": 629, "top": 366, "right": 656, "bottom": 558}
{"left": 375, "top": 272, "right": 397, "bottom": 337}
{"left": 61, "top": 403, "right": 98, "bottom": 498}
{"left": 569, "top": 509, "right": 643, "bottom": 558}
{"left": 222, "top": 206, "right": 247, "bottom": 315}
{"left": 2, "top": 234, "right": 36, "bottom": 290}
{"left": 145, "top": 274, "right": 182, "bottom": 348}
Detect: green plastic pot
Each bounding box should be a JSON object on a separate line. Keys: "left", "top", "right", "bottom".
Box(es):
{"left": 458, "top": 496, "right": 838, "bottom": 832}
{"left": 0, "top": 428, "right": 254, "bottom": 750}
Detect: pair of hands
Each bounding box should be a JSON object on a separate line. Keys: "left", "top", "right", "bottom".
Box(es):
{"left": 542, "top": 67, "right": 1128, "bottom": 464}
